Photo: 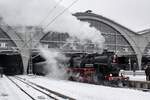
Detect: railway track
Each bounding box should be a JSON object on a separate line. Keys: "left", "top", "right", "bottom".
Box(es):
{"left": 7, "top": 76, "right": 76, "bottom": 100}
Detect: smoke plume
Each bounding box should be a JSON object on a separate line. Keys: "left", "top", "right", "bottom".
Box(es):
{"left": 0, "top": 0, "right": 105, "bottom": 49}
{"left": 39, "top": 46, "right": 69, "bottom": 79}
{"left": 0, "top": 0, "right": 105, "bottom": 78}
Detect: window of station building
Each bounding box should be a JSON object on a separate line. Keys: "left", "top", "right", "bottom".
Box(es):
{"left": 0, "top": 42, "right": 7, "bottom": 48}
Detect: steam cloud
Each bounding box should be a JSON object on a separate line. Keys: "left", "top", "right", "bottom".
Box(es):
{"left": 0, "top": 0, "right": 105, "bottom": 49}
{"left": 39, "top": 47, "right": 68, "bottom": 79}
{"left": 0, "top": 0, "right": 105, "bottom": 78}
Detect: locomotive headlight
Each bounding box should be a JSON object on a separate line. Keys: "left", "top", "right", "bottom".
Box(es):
{"left": 110, "top": 73, "right": 112, "bottom": 77}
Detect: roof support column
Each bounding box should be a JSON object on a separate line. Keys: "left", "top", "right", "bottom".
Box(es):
{"left": 20, "top": 48, "right": 30, "bottom": 74}
{"left": 137, "top": 53, "right": 142, "bottom": 70}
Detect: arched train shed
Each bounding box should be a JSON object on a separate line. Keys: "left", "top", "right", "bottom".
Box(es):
{"left": 0, "top": 11, "right": 150, "bottom": 75}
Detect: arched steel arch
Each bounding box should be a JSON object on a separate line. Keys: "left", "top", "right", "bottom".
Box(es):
{"left": 39, "top": 12, "right": 142, "bottom": 69}
{"left": 74, "top": 13, "right": 139, "bottom": 55}
{"left": 74, "top": 13, "right": 143, "bottom": 69}
{"left": 0, "top": 23, "right": 29, "bottom": 73}
{"left": 0, "top": 24, "right": 24, "bottom": 48}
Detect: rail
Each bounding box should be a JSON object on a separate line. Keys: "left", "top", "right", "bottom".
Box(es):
{"left": 7, "top": 76, "right": 36, "bottom": 100}
{"left": 15, "top": 76, "right": 76, "bottom": 100}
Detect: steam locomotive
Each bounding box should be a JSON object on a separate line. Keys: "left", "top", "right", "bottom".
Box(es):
{"left": 67, "top": 50, "right": 129, "bottom": 85}
{"left": 33, "top": 50, "right": 129, "bottom": 86}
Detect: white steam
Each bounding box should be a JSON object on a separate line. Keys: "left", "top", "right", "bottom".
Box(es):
{"left": 0, "top": 0, "right": 60, "bottom": 26}
{"left": 0, "top": 0, "right": 105, "bottom": 78}
{"left": 39, "top": 47, "right": 68, "bottom": 79}
{"left": 0, "top": 0, "right": 105, "bottom": 49}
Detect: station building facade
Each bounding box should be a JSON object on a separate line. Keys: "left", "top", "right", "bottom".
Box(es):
{"left": 0, "top": 11, "right": 150, "bottom": 74}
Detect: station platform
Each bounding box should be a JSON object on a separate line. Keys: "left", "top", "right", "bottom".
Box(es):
{"left": 1, "top": 75, "right": 150, "bottom": 100}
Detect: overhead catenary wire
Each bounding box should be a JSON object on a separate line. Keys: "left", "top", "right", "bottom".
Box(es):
{"left": 43, "top": 0, "right": 79, "bottom": 30}
{"left": 38, "top": 0, "right": 63, "bottom": 26}
{"left": 2, "top": 0, "right": 150, "bottom": 57}
{"left": 20, "top": 0, "right": 79, "bottom": 51}
{"left": 19, "top": 0, "right": 63, "bottom": 50}
{"left": 0, "top": 22, "right": 24, "bottom": 42}
{"left": 25, "top": 0, "right": 79, "bottom": 59}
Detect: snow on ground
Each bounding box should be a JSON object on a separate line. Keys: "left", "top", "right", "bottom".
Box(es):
{"left": 10, "top": 77, "right": 54, "bottom": 100}
{"left": 20, "top": 75, "right": 150, "bottom": 100}
{"left": 0, "top": 76, "right": 32, "bottom": 100}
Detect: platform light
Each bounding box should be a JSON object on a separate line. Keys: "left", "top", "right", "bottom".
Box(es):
{"left": 0, "top": 42, "right": 7, "bottom": 48}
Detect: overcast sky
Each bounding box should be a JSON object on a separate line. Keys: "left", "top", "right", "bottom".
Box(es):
{"left": 58, "top": 0, "right": 150, "bottom": 32}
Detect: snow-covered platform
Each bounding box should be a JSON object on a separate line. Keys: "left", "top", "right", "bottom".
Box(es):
{"left": 1, "top": 75, "right": 150, "bottom": 100}
{"left": 20, "top": 75, "right": 150, "bottom": 100}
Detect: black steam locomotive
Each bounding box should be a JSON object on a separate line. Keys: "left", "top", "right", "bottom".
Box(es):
{"left": 67, "top": 50, "right": 129, "bottom": 85}
{"left": 33, "top": 50, "right": 129, "bottom": 85}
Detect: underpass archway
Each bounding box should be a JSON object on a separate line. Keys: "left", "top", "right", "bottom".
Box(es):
{"left": 0, "top": 53, "right": 23, "bottom": 75}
